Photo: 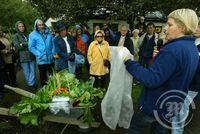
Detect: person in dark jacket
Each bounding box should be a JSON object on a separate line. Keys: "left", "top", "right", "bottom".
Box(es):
{"left": 135, "top": 16, "right": 146, "bottom": 33}
{"left": 123, "top": 9, "right": 199, "bottom": 134}
{"left": 171, "top": 21, "right": 200, "bottom": 134}
{"left": 54, "top": 22, "right": 76, "bottom": 72}
{"left": 104, "top": 28, "right": 113, "bottom": 45}
{"left": 0, "top": 41, "right": 6, "bottom": 97}
{"left": 12, "top": 21, "right": 36, "bottom": 88}
{"left": 111, "top": 23, "right": 134, "bottom": 54}
{"left": 138, "top": 22, "right": 158, "bottom": 68}
{"left": 0, "top": 25, "right": 17, "bottom": 86}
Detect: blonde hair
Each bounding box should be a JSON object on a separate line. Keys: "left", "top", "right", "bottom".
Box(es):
{"left": 168, "top": 9, "right": 198, "bottom": 35}
{"left": 132, "top": 29, "right": 139, "bottom": 34}
{"left": 94, "top": 30, "right": 105, "bottom": 40}
{"left": 119, "top": 23, "right": 129, "bottom": 30}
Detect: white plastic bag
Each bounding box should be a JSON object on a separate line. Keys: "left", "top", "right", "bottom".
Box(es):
{"left": 49, "top": 96, "right": 71, "bottom": 114}
{"left": 101, "top": 46, "right": 134, "bottom": 130}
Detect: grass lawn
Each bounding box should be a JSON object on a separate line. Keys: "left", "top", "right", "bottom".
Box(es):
{"left": 132, "top": 84, "right": 143, "bottom": 109}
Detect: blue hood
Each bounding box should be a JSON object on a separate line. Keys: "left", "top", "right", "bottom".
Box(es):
{"left": 28, "top": 19, "right": 55, "bottom": 65}
{"left": 34, "top": 19, "right": 50, "bottom": 34}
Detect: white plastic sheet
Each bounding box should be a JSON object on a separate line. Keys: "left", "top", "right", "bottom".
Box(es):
{"left": 49, "top": 96, "right": 71, "bottom": 114}
{"left": 101, "top": 46, "right": 134, "bottom": 130}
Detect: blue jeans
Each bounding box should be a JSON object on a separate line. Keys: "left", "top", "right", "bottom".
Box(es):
{"left": 68, "top": 61, "right": 76, "bottom": 74}
{"left": 128, "top": 110, "right": 167, "bottom": 134}
{"left": 21, "top": 61, "right": 36, "bottom": 86}
{"left": 171, "top": 90, "right": 198, "bottom": 134}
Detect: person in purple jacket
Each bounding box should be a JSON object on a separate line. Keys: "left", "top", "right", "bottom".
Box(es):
{"left": 123, "top": 9, "right": 199, "bottom": 134}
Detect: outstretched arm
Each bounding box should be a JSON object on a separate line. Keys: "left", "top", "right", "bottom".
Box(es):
{"left": 125, "top": 49, "right": 177, "bottom": 88}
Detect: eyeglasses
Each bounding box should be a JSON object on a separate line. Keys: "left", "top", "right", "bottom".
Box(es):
{"left": 96, "top": 36, "right": 103, "bottom": 38}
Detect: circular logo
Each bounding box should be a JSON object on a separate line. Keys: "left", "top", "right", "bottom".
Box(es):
{"left": 153, "top": 90, "right": 196, "bottom": 129}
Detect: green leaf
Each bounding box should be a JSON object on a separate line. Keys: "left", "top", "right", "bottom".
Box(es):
{"left": 9, "top": 69, "right": 105, "bottom": 126}
{"left": 80, "top": 91, "right": 91, "bottom": 103}
{"left": 30, "top": 117, "right": 38, "bottom": 126}
{"left": 20, "top": 104, "right": 32, "bottom": 114}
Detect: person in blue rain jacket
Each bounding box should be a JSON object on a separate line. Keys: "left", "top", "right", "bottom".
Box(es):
{"left": 28, "top": 19, "right": 55, "bottom": 86}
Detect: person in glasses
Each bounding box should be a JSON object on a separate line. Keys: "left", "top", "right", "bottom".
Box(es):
{"left": 87, "top": 30, "right": 110, "bottom": 88}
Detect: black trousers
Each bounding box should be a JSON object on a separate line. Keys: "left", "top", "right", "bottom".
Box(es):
{"left": 91, "top": 75, "right": 106, "bottom": 88}
{"left": 0, "top": 68, "right": 7, "bottom": 95}
{"left": 75, "top": 65, "right": 82, "bottom": 80}
{"left": 138, "top": 56, "right": 151, "bottom": 68}
{"left": 5, "top": 63, "right": 16, "bottom": 85}
{"left": 38, "top": 63, "right": 54, "bottom": 86}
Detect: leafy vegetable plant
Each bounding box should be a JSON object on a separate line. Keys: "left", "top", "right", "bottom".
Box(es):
{"left": 10, "top": 70, "right": 104, "bottom": 126}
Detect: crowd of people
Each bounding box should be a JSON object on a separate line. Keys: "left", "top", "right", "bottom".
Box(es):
{"left": 0, "top": 8, "right": 200, "bottom": 134}
{"left": 0, "top": 17, "right": 144, "bottom": 90}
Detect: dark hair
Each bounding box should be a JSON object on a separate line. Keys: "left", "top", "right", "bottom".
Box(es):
{"left": 56, "top": 21, "right": 67, "bottom": 33}
{"left": 157, "top": 39, "right": 164, "bottom": 50}
{"left": 104, "top": 28, "right": 110, "bottom": 33}
{"left": 147, "top": 22, "right": 155, "bottom": 28}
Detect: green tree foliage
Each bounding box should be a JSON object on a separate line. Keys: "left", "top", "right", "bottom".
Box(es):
{"left": 27, "top": 0, "right": 102, "bottom": 23}
{"left": 0, "top": 0, "right": 40, "bottom": 33}
{"left": 0, "top": 0, "right": 199, "bottom": 31}
{"left": 26, "top": 0, "right": 200, "bottom": 26}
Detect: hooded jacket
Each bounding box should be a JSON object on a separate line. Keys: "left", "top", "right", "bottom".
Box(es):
{"left": 28, "top": 19, "right": 55, "bottom": 65}
{"left": 12, "top": 21, "right": 35, "bottom": 62}
{"left": 87, "top": 30, "right": 110, "bottom": 76}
